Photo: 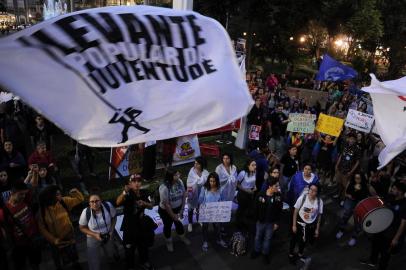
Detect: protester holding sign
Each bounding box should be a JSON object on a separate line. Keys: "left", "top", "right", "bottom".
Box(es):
{"left": 186, "top": 157, "right": 209, "bottom": 233}
{"left": 158, "top": 169, "right": 190, "bottom": 252}
{"left": 198, "top": 172, "right": 227, "bottom": 251}
{"left": 79, "top": 194, "right": 117, "bottom": 270}
{"left": 116, "top": 174, "right": 154, "bottom": 270}
{"left": 215, "top": 153, "right": 238, "bottom": 202}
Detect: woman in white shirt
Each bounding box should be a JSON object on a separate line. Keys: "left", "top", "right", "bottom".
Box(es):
{"left": 186, "top": 157, "right": 209, "bottom": 232}
{"left": 79, "top": 194, "right": 117, "bottom": 270}
{"left": 236, "top": 159, "right": 257, "bottom": 230}
{"left": 215, "top": 153, "right": 238, "bottom": 202}
{"left": 289, "top": 184, "right": 323, "bottom": 263}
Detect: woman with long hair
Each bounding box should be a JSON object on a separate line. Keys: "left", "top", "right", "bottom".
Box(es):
{"left": 186, "top": 157, "right": 209, "bottom": 232}
{"left": 335, "top": 172, "right": 369, "bottom": 246}
{"left": 158, "top": 168, "right": 190, "bottom": 252}
{"left": 198, "top": 172, "right": 227, "bottom": 251}
{"left": 215, "top": 153, "right": 238, "bottom": 202}
{"left": 236, "top": 159, "right": 257, "bottom": 230}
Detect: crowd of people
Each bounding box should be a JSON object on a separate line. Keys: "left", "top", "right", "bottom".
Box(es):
{"left": 0, "top": 68, "right": 405, "bottom": 270}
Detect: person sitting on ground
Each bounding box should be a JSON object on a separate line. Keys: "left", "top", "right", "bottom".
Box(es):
{"left": 79, "top": 193, "right": 117, "bottom": 270}
{"left": 37, "top": 185, "right": 84, "bottom": 270}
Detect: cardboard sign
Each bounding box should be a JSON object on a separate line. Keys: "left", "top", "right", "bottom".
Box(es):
{"left": 315, "top": 113, "right": 344, "bottom": 137}
{"left": 199, "top": 201, "right": 233, "bottom": 223}
{"left": 287, "top": 113, "right": 316, "bottom": 134}
{"left": 345, "top": 109, "right": 375, "bottom": 133}
{"left": 248, "top": 125, "right": 261, "bottom": 141}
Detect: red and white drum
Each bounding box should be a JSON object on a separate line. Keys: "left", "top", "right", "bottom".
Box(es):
{"left": 354, "top": 197, "right": 393, "bottom": 234}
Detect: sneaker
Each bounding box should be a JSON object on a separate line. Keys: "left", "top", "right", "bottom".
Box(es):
{"left": 216, "top": 239, "right": 228, "bottom": 248}
{"left": 179, "top": 234, "right": 191, "bottom": 245}
{"left": 188, "top": 224, "right": 193, "bottom": 233}
{"left": 335, "top": 230, "right": 344, "bottom": 240}
{"left": 359, "top": 259, "right": 376, "bottom": 267}
{"left": 348, "top": 238, "right": 357, "bottom": 247}
{"left": 165, "top": 238, "right": 174, "bottom": 252}
{"left": 202, "top": 241, "right": 208, "bottom": 252}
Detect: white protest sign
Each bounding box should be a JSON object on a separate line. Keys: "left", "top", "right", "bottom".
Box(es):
{"left": 199, "top": 201, "right": 232, "bottom": 223}
{"left": 344, "top": 109, "right": 375, "bottom": 133}
{"left": 286, "top": 113, "right": 316, "bottom": 134}
{"left": 0, "top": 6, "right": 253, "bottom": 147}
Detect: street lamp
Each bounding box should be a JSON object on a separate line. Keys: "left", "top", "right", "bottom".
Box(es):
{"left": 289, "top": 36, "right": 294, "bottom": 41}
{"left": 299, "top": 36, "right": 306, "bottom": 43}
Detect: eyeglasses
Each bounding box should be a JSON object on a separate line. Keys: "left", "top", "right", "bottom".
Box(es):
{"left": 89, "top": 200, "right": 101, "bottom": 204}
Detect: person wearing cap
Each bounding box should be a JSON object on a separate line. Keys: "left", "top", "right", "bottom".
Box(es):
{"left": 0, "top": 182, "right": 42, "bottom": 270}
{"left": 37, "top": 185, "right": 84, "bottom": 270}
{"left": 116, "top": 174, "right": 155, "bottom": 270}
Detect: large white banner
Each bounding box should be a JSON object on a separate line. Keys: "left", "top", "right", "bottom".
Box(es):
{"left": 0, "top": 6, "right": 253, "bottom": 147}
{"left": 362, "top": 74, "right": 406, "bottom": 168}
{"left": 344, "top": 109, "right": 375, "bottom": 133}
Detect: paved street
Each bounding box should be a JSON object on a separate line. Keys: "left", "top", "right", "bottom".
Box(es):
{"left": 38, "top": 189, "right": 406, "bottom": 270}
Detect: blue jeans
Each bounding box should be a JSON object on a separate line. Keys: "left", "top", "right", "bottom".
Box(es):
{"left": 339, "top": 198, "right": 361, "bottom": 236}
{"left": 254, "top": 222, "right": 274, "bottom": 255}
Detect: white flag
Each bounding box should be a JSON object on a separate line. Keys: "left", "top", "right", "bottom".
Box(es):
{"left": 361, "top": 74, "right": 406, "bottom": 168}
{"left": 0, "top": 6, "right": 253, "bottom": 147}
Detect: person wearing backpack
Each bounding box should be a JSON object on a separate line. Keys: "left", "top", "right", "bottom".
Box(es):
{"left": 198, "top": 172, "right": 227, "bottom": 251}
{"left": 287, "top": 164, "right": 319, "bottom": 208}
{"left": 116, "top": 174, "right": 155, "bottom": 270}
{"left": 37, "top": 185, "right": 84, "bottom": 270}
{"left": 158, "top": 168, "right": 190, "bottom": 252}
{"left": 289, "top": 183, "right": 323, "bottom": 264}
{"left": 252, "top": 176, "right": 283, "bottom": 264}
{"left": 79, "top": 193, "right": 117, "bottom": 270}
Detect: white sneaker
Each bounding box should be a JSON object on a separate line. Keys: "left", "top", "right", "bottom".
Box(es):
{"left": 179, "top": 234, "right": 191, "bottom": 245}
{"left": 188, "top": 224, "right": 193, "bottom": 233}
{"left": 202, "top": 241, "right": 208, "bottom": 252}
{"left": 348, "top": 238, "right": 357, "bottom": 246}
{"left": 216, "top": 239, "right": 228, "bottom": 248}
{"left": 165, "top": 238, "right": 174, "bottom": 252}
{"left": 336, "top": 231, "right": 344, "bottom": 240}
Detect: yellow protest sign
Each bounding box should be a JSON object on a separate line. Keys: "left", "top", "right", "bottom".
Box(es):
{"left": 316, "top": 113, "right": 344, "bottom": 137}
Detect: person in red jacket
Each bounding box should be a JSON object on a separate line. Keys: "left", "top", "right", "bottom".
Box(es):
{"left": 28, "top": 141, "right": 58, "bottom": 177}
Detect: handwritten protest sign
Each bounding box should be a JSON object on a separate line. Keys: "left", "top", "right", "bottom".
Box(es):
{"left": 345, "top": 109, "right": 375, "bottom": 133}
{"left": 316, "top": 113, "right": 344, "bottom": 137}
{"left": 199, "top": 201, "right": 233, "bottom": 223}
{"left": 287, "top": 113, "right": 316, "bottom": 134}
{"left": 248, "top": 125, "right": 261, "bottom": 140}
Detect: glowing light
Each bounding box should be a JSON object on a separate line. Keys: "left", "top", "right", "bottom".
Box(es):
{"left": 334, "top": 39, "right": 344, "bottom": 47}
{"left": 243, "top": 32, "right": 247, "bottom": 36}
{"left": 299, "top": 36, "right": 306, "bottom": 43}
{"left": 289, "top": 36, "right": 294, "bottom": 41}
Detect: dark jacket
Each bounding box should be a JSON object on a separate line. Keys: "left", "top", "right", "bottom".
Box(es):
{"left": 255, "top": 191, "right": 283, "bottom": 223}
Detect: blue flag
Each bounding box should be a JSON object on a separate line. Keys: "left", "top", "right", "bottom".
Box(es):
{"left": 316, "top": 54, "right": 358, "bottom": 81}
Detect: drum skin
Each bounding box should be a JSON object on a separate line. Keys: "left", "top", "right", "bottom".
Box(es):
{"left": 354, "top": 197, "right": 394, "bottom": 234}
